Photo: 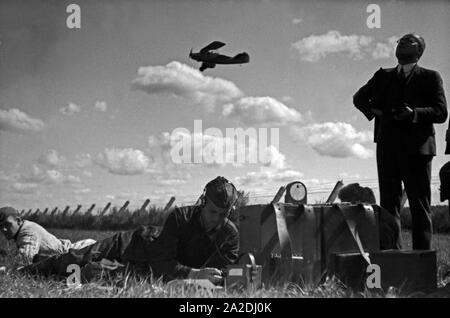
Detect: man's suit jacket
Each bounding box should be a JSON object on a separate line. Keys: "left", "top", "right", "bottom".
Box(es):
{"left": 353, "top": 65, "right": 447, "bottom": 156}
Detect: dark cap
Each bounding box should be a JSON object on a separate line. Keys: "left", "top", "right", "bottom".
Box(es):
{"left": 0, "top": 206, "right": 20, "bottom": 223}
{"left": 204, "top": 176, "right": 238, "bottom": 209}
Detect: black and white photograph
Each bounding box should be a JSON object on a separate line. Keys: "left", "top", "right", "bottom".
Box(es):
{"left": 0, "top": 0, "right": 449, "bottom": 302}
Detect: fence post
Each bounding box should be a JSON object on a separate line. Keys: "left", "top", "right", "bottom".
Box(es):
{"left": 163, "top": 196, "right": 176, "bottom": 212}
{"left": 61, "top": 206, "right": 70, "bottom": 216}
{"left": 117, "top": 200, "right": 130, "bottom": 215}
{"left": 72, "top": 204, "right": 82, "bottom": 215}
{"left": 100, "top": 202, "right": 111, "bottom": 216}
{"left": 50, "top": 207, "right": 59, "bottom": 216}
{"left": 139, "top": 199, "right": 150, "bottom": 214}
{"left": 86, "top": 203, "right": 96, "bottom": 215}
{"left": 30, "top": 208, "right": 41, "bottom": 218}
{"left": 42, "top": 207, "right": 49, "bottom": 215}
{"left": 326, "top": 180, "right": 344, "bottom": 204}
{"left": 271, "top": 186, "right": 286, "bottom": 204}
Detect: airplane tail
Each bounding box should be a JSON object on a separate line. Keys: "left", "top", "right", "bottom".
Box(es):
{"left": 234, "top": 52, "right": 250, "bottom": 63}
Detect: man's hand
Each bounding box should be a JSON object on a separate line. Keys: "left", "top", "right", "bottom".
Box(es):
{"left": 188, "top": 267, "right": 223, "bottom": 285}
{"left": 370, "top": 108, "right": 383, "bottom": 117}
{"left": 393, "top": 105, "right": 414, "bottom": 121}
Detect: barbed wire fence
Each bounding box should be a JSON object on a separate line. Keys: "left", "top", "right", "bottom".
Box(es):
{"left": 15, "top": 176, "right": 448, "bottom": 231}
{"left": 18, "top": 176, "right": 445, "bottom": 213}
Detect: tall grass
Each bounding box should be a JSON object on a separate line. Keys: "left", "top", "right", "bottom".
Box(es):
{"left": 1, "top": 231, "right": 449, "bottom": 298}
{"left": 401, "top": 205, "right": 450, "bottom": 233}
{"left": 1, "top": 227, "right": 450, "bottom": 298}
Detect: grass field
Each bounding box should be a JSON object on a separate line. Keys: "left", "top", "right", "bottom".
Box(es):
{"left": 1, "top": 228, "right": 450, "bottom": 298}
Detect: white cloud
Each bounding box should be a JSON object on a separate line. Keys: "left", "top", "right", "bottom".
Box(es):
{"left": 44, "top": 170, "right": 80, "bottom": 185}
{"left": 148, "top": 132, "right": 172, "bottom": 149}
{"left": 131, "top": 62, "right": 304, "bottom": 128}
{"left": 11, "top": 182, "right": 39, "bottom": 194}
{"left": 371, "top": 36, "right": 398, "bottom": 60}
{"left": 19, "top": 165, "right": 47, "bottom": 184}
{"left": 223, "top": 96, "right": 302, "bottom": 126}
{"left": 95, "top": 148, "right": 150, "bottom": 175}
{"left": 152, "top": 188, "right": 173, "bottom": 196}
{"left": 74, "top": 188, "right": 91, "bottom": 195}
{"left": 150, "top": 169, "right": 192, "bottom": 187}
{"left": 148, "top": 132, "right": 174, "bottom": 165}
{"left": 292, "top": 30, "right": 371, "bottom": 61}
{"left": 156, "top": 178, "right": 188, "bottom": 186}
{"left": 65, "top": 175, "right": 82, "bottom": 185}
{"left": 38, "top": 149, "right": 66, "bottom": 168}
{"left": 82, "top": 170, "right": 93, "bottom": 178}
{"left": 106, "top": 192, "right": 138, "bottom": 202}
{"left": 371, "top": 42, "right": 392, "bottom": 60}
{"left": 74, "top": 154, "right": 93, "bottom": 168}
{"left": 131, "top": 61, "right": 243, "bottom": 111}
{"left": 388, "top": 36, "right": 399, "bottom": 46}
{"left": 170, "top": 131, "right": 238, "bottom": 167}
{"left": 301, "top": 178, "right": 335, "bottom": 191}
{"left": 292, "top": 30, "right": 397, "bottom": 62}
{"left": 295, "top": 122, "right": 373, "bottom": 159}
{"left": 0, "top": 108, "right": 45, "bottom": 133}
{"left": 59, "top": 102, "right": 81, "bottom": 115}
{"left": 0, "top": 170, "right": 13, "bottom": 182}
{"left": 45, "top": 170, "right": 65, "bottom": 183}
{"left": 116, "top": 192, "right": 138, "bottom": 201}
{"left": 281, "top": 96, "right": 293, "bottom": 103}
{"left": 16, "top": 165, "right": 81, "bottom": 186}
{"left": 166, "top": 130, "right": 285, "bottom": 169}
{"left": 260, "top": 145, "right": 286, "bottom": 170}
{"left": 235, "top": 169, "right": 304, "bottom": 186}
{"left": 338, "top": 172, "right": 362, "bottom": 180}
{"left": 292, "top": 18, "right": 303, "bottom": 25}
{"left": 94, "top": 101, "right": 107, "bottom": 112}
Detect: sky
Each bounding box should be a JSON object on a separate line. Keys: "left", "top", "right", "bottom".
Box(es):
{"left": 0, "top": 0, "right": 449, "bottom": 211}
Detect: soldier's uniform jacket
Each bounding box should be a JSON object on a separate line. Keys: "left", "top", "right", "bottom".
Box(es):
{"left": 14, "top": 220, "right": 95, "bottom": 265}
{"left": 147, "top": 205, "right": 239, "bottom": 280}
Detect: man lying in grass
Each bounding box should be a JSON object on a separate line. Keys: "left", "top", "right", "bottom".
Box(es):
{"left": 0, "top": 207, "right": 96, "bottom": 267}
{"left": 17, "top": 176, "right": 240, "bottom": 286}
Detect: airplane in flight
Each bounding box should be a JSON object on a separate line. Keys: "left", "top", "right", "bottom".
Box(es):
{"left": 189, "top": 41, "right": 250, "bottom": 72}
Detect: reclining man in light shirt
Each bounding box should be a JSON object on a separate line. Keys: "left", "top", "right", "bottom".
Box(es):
{"left": 0, "top": 206, "right": 96, "bottom": 268}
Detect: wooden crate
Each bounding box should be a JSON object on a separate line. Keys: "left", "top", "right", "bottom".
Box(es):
{"left": 330, "top": 250, "right": 437, "bottom": 294}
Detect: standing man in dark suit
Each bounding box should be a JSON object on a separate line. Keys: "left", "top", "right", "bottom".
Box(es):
{"left": 353, "top": 33, "right": 448, "bottom": 250}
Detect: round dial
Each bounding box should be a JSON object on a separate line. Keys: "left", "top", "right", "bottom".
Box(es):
{"left": 289, "top": 182, "right": 306, "bottom": 201}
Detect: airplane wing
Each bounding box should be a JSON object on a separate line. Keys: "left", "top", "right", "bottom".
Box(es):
{"left": 200, "top": 41, "right": 226, "bottom": 53}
